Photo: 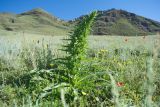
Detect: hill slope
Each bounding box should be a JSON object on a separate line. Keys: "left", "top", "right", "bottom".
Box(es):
{"left": 0, "top": 8, "right": 160, "bottom": 36}
{"left": 72, "top": 9, "right": 160, "bottom": 35}
{"left": 0, "top": 8, "right": 70, "bottom": 35}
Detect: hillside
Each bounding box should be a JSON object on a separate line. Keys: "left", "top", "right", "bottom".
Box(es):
{"left": 72, "top": 9, "right": 160, "bottom": 35}
{"left": 0, "top": 8, "right": 70, "bottom": 35}
{"left": 0, "top": 8, "right": 160, "bottom": 35}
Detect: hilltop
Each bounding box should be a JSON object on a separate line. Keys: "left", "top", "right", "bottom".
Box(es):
{"left": 73, "top": 9, "right": 160, "bottom": 35}
{"left": 0, "top": 8, "right": 160, "bottom": 35}
{"left": 0, "top": 8, "right": 70, "bottom": 35}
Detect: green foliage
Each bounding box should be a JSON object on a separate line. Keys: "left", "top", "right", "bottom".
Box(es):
{"left": 54, "top": 11, "right": 98, "bottom": 105}
{"left": 61, "top": 11, "right": 97, "bottom": 77}
{"left": 19, "top": 42, "right": 54, "bottom": 70}
{"left": 57, "top": 12, "right": 96, "bottom": 88}
{"left": 1, "top": 44, "right": 160, "bottom": 106}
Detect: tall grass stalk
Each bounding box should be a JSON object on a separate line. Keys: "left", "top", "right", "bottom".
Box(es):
{"left": 60, "top": 88, "right": 68, "bottom": 107}
{"left": 145, "top": 56, "right": 154, "bottom": 107}
{"left": 109, "top": 73, "right": 120, "bottom": 107}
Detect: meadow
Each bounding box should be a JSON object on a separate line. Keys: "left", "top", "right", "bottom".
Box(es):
{"left": 0, "top": 12, "right": 160, "bottom": 107}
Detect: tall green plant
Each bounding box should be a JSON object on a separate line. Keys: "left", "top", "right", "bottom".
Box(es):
{"left": 61, "top": 11, "right": 97, "bottom": 79}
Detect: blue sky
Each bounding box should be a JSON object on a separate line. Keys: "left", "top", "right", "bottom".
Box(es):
{"left": 0, "top": 0, "right": 160, "bottom": 21}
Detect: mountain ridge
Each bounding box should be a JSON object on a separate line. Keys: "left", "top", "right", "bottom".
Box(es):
{"left": 73, "top": 8, "right": 160, "bottom": 35}
{"left": 0, "top": 8, "right": 160, "bottom": 35}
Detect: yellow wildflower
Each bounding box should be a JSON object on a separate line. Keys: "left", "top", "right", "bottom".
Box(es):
{"left": 50, "top": 63, "right": 54, "bottom": 67}
{"left": 82, "top": 91, "right": 87, "bottom": 95}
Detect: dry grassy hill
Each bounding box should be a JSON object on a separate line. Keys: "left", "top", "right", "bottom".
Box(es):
{"left": 0, "top": 8, "right": 70, "bottom": 35}
{"left": 72, "top": 9, "right": 160, "bottom": 35}
{"left": 0, "top": 8, "right": 160, "bottom": 36}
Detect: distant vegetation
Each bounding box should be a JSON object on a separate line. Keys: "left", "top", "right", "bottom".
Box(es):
{"left": 0, "top": 8, "right": 160, "bottom": 36}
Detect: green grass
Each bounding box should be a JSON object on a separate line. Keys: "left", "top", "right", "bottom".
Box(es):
{"left": 0, "top": 27, "right": 160, "bottom": 107}
{"left": 1, "top": 33, "right": 160, "bottom": 106}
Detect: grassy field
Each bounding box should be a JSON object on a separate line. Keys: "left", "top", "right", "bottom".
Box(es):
{"left": 0, "top": 30, "right": 160, "bottom": 106}
{"left": 1, "top": 11, "right": 160, "bottom": 106}
{"left": 0, "top": 30, "right": 157, "bottom": 55}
